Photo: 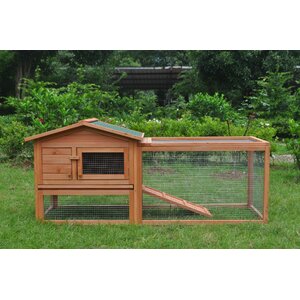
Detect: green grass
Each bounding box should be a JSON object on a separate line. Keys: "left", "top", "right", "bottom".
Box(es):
{"left": 0, "top": 162, "right": 300, "bottom": 248}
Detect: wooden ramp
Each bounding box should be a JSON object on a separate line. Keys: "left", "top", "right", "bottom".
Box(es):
{"left": 142, "top": 185, "right": 212, "bottom": 218}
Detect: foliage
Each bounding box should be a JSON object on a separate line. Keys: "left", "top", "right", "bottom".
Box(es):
{"left": 248, "top": 71, "right": 295, "bottom": 120}
{"left": 187, "top": 92, "right": 237, "bottom": 121}
{"left": 174, "top": 50, "right": 300, "bottom": 107}
{"left": 286, "top": 120, "right": 300, "bottom": 170}
{"left": 5, "top": 79, "right": 138, "bottom": 132}
{"left": 0, "top": 117, "right": 34, "bottom": 161}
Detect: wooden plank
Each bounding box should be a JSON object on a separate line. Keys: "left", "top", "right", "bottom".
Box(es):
{"left": 36, "top": 190, "right": 44, "bottom": 220}
{"left": 133, "top": 143, "right": 143, "bottom": 224}
{"left": 142, "top": 220, "right": 263, "bottom": 225}
{"left": 38, "top": 184, "right": 133, "bottom": 189}
{"left": 48, "top": 220, "right": 130, "bottom": 224}
{"left": 83, "top": 117, "right": 99, "bottom": 122}
{"left": 247, "top": 151, "right": 254, "bottom": 207}
{"left": 42, "top": 179, "right": 130, "bottom": 185}
{"left": 34, "top": 142, "right": 43, "bottom": 220}
{"left": 142, "top": 185, "right": 212, "bottom": 218}
{"left": 42, "top": 155, "right": 70, "bottom": 164}
{"left": 150, "top": 136, "right": 254, "bottom": 140}
{"left": 263, "top": 145, "right": 270, "bottom": 223}
{"left": 43, "top": 174, "right": 72, "bottom": 180}
{"left": 42, "top": 148, "right": 72, "bottom": 155}
{"left": 42, "top": 189, "right": 130, "bottom": 195}
{"left": 43, "top": 164, "right": 71, "bottom": 174}
{"left": 141, "top": 144, "right": 267, "bottom": 152}
{"left": 72, "top": 146, "right": 77, "bottom": 180}
{"left": 41, "top": 142, "right": 130, "bottom": 147}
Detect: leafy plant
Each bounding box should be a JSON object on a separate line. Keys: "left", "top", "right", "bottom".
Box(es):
{"left": 248, "top": 71, "right": 295, "bottom": 120}
{"left": 286, "top": 120, "right": 300, "bottom": 170}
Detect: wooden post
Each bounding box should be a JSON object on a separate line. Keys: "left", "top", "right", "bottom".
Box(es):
{"left": 247, "top": 151, "right": 254, "bottom": 207}
{"left": 133, "top": 143, "right": 143, "bottom": 224}
{"left": 34, "top": 142, "right": 44, "bottom": 220}
{"left": 263, "top": 145, "right": 270, "bottom": 223}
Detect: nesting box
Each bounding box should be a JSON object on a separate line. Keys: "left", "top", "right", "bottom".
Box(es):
{"left": 25, "top": 118, "right": 270, "bottom": 224}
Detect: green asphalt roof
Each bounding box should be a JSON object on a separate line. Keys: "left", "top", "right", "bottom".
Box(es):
{"left": 91, "top": 120, "right": 144, "bottom": 139}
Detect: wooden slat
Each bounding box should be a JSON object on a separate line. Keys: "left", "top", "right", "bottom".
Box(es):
{"left": 43, "top": 174, "right": 71, "bottom": 180}
{"left": 142, "top": 220, "right": 263, "bottom": 225}
{"left": 42, "top": 189, "right": 130, "bottom": 195}
{"left": 142, "top": 185, "right": 212, "bottom": 218}
{"left": 141, "top": 144, "right": 268, "bottom": 152}
{"left": 48, "top": 220, "right": 130, "bottom": 224}
{"left": 42, "top": 155, "right": 70, "bottom": 164}
{"left": 42, "top": 148, "right": 72, "bottom": 155}
{"left": 43, "top": 164, "right": 71, "bottom": 174}
{"left": 38, "top": 184, "right": 133, "bottom": 189}
{"left": 42, "top": 179, "right": 130, "bottom": 185}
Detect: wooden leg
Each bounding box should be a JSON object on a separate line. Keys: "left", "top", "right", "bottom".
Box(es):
{"left": 129, "top": 191, "right": 135, "bottom": 224}
{"left": 51, "top": 195, "right": 58, "bottom": 209}
{"left": 36, "top": 191, "right": 44, "bottom": 221}
{"left": 247, "top": 151, "right": 254, "bottom": 208}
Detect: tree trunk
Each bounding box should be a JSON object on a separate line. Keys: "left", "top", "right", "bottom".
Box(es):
{"left": 15, "top": 55, "right": 32, "bottom": 98}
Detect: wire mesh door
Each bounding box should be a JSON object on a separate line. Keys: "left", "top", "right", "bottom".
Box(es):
{"left": 77, "top": 147, "right": 129, "bottom": 180}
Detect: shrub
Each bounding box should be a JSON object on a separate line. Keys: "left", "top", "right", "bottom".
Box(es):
{"left": 6, "top": 79, "right": 137, "bottom": 132}
{"left": 187, "top": 92, "right": 237, "bottom": 121}
{"left": 286, "top": 120, "right": 300, "bottom": 170}
{"left": 0, "top": 118, "right": 34, "bottom": 161}
{"left": 248, "top": 71, "right": 295, "bottom": 120}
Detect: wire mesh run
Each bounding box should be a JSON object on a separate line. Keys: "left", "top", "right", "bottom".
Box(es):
{"left": 82, "top": 152, "right": 124, "bottom": 174}
{"left": 43, "top": 195, "right": 129, "bottom": 220}
{"left": 142, "top": 151, "right": 264, "bottom": 221}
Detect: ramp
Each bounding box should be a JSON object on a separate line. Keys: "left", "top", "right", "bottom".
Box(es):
{"left": 142, "top": 185, "right": 212, "bottom": 218}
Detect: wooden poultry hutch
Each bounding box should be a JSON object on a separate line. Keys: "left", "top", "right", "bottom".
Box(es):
{"left": 25, "top": 118, "right": 270, "bottom": 224}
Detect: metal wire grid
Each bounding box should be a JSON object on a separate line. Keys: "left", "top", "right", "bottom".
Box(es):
{"left": 142, "top": 151, "right": 265, "bottom": 220}
{"left": 82, "top": 152, "right": 124, "bottom": 174}
{"left": 43, "top": 195, "right": 129, "bottom": 220}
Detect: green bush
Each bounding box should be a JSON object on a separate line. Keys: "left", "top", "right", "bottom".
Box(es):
{"left": 187, "top": 92, "right": 237, "bottom": 121}
{"left": 286, "top": 120, "right": 300, "bottom": 170}
{"left": 6, "top": 79, "right": 137, "bottom": 132}
{"left": 0, "top": 118, "right": 34, "bottom": 161}
{"left": 248, "top": 71, "right": 295, "bottom": 120}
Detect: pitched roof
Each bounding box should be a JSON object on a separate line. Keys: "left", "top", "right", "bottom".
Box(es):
{"left": 24, "top": 118, "right": 144, "bottom": 142}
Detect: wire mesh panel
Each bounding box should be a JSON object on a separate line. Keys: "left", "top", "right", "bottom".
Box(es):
{"left": 82, "top": 152, "right": 124, "bottom": 174}
{"left": 43, "top": 195, "right": 129, "bottom": 220}
{"left": 142, "top": 151, "right": 265, "bottom": 221}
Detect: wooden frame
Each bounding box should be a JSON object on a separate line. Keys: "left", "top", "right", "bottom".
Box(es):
{"left": 27, "top": 119, "right": 270, "bottom": 225}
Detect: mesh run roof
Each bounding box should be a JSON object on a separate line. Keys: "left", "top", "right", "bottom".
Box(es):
{"left": 90, "top": 120, "right": 144, "bottom": 139}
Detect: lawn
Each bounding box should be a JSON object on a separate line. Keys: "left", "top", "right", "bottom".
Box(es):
{"left": 0, "top": 161, "right": 300, "bottom": 248}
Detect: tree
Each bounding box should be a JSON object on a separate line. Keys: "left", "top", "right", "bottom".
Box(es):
{"left": 175, "top": 50, "right": 300, "bottom": 107}
{"left": 249, "top": 71, "right": 295, "bottom": 119}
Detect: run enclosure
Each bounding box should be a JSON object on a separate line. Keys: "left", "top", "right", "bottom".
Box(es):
{"left": 25, "top": 119, "right": 270, "bottom": 224}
